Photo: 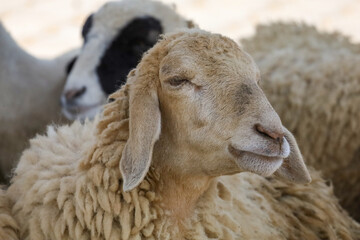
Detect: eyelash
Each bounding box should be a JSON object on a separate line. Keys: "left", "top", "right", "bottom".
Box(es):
{"left": 168, "top": 78, "right": 189, "bottom": 87}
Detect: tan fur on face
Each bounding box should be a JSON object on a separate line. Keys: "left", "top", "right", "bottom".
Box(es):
{"left": 121, "top": 29, "right": 309, "bottom": 183}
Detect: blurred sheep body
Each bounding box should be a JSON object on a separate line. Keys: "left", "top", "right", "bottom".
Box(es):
{"left": 62, "top": 0, "right": 195, "bottom": 120}
{"left": 241, "top": 22, "right": 360, "bottom": 220}
{"left": 2, "top": 30, "right": 359, "bottom": 240}
{"left": 0, "top": 22, "right": 76, "bottom": 183}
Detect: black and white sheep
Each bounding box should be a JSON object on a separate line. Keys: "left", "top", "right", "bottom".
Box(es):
{"left": 62, "top": 0, "right": 195, "bottom": 120}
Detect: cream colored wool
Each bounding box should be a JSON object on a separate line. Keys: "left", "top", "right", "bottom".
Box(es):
{"left": 3, "top": 30, "right": 359, "bottom": 240}
{"left": 191, "top": 171, "right": 360, "bottom": 240}
{"left": 5, "top": 94, "right": 360, "bottom": 240}
{"left": 0, "top": 187, "right": 19, "bottom": 240}
{"left": 241, "top": 23, "right": 360, "bottom": 220}
{"left": 5, "top": 91, "right": 360, "bottom": 240}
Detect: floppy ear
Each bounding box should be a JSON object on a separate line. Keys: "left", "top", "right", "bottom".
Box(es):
{"left": 274, "top": 127, "right": 311, "bottom": 184}
{"left": 81, "top": 13, "right": 93, "bottom": 41}
{"left": 120, "top": 82, "right": 161, "bottom": 192}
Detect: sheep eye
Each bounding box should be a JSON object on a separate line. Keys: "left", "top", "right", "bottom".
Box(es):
{"left": 168, "top": 78, "right": 188, "bottom": 87}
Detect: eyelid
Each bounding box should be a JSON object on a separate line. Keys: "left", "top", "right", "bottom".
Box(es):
{"left": 164, "top": 75, "right": 203, "bottom": 89}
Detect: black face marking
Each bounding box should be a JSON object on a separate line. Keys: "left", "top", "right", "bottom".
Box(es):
{"left": 235, "top": 83, "right": 253, "bottom": 115}
{"left": 96, "top": 16, "right": 163, "bottom": 95}
{"left": 65, "top": 56, "right": 77, "bottom": 75}
{"left": 82, "top": 14, "right": 93, "bottom": 42}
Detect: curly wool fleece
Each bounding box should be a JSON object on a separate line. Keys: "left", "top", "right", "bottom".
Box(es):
{"left": 2, "top": 84, "right": 358, "bottom": 240}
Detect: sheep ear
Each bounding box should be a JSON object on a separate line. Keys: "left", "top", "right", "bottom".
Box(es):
{"left": 120, "top": 84, "right": 161, "bottom": 192}
{"left": 274, "top": 127, "right": 311, "bottom": 184}
{"left": 82, "top": 13, "right": 93, "bottom": 40}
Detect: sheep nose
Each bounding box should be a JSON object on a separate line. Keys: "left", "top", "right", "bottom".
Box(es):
{"left": 255, "top": 123, "right": 284, "bottom": 143}
{"left": 64, "top": 87, "right": 87, "bottom": 102}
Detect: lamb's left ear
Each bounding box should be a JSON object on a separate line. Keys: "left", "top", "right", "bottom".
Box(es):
{"left": 120, "top": 79, "right": 161, "bottom": 192}
{"left": 274, "top": 127, "right": 311, "bottom": 184}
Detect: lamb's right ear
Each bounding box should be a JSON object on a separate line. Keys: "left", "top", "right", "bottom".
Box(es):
{"left": 120, "top": 77, "right": 161, "bottom": 192}
{"left": 82, "top": 13, "right": 93, "bottom": 41}
{"left": 274, "top": 127, "right": 311, "bottom": 184}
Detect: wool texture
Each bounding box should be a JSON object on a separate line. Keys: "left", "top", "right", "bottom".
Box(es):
{"left": 0, "top": 186, "right": 19, "bottom": 240}
{"left": 4, "top": 85, "right": 359, "bottom": 240}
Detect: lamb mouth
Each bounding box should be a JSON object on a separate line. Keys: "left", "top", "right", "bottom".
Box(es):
{"left": 228, "top": 145, "right": 282, "bottom": 161}
{"left": 62, "top": 103, "right": 102, "bottom": 120}
{"left": 228, "top": 145, "right": 284, "bottom": 176}
{"left": 65, "top": 103, "right": 102, "bottom": 113}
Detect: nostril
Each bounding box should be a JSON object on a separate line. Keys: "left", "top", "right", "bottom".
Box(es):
{"left": 255, "top": 123, "right": 284, "bottom": 142}
{"left": 64, "top": 86, "right": 87, "bottom": 102}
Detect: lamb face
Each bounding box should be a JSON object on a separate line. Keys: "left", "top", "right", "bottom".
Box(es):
{"left": 61, "top": 0, "right": 191, "bottom": 120}
{"left": 120, "top": 30, "right": 311, "bottom": 191}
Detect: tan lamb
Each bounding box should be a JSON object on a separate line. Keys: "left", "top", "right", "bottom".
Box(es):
{"left": 3, "top": 29, "right": 359, "bottom": 240}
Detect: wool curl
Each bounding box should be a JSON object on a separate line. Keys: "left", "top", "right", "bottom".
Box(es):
{"left": 241, "top": 22, "right": 360, "bottom": 220}
{"left": 0, "top": 186, "right": 19, "bottom": 240}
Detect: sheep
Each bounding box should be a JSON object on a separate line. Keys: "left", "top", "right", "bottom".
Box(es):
{"left": 0, "top": 22, "right": 78, "bottom": 184}
{"left": 61, "top": 0, "right": 195, "bottom": 121}
{"left": 241, "top": 22, "right": 360, "bottom": 221}
{"left": 3, "top": 29, "right": 359, "bottom": 240}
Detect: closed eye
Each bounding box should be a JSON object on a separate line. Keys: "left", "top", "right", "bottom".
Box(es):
{"left": 167, "top": 78, "right": 189, "bottom": 87}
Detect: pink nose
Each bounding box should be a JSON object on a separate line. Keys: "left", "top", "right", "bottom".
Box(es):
{"left": 255, "top": 123, "right": 284, "bottom": 143}
{"left": 64, "top": 86, "right": 86, "bottom": 102}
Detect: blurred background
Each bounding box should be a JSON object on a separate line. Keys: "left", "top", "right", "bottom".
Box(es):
{"left": 1, "top": 0, "right": 360, "bottom": 58}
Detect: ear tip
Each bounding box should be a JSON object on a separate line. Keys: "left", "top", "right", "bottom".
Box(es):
{"left": 302, "top": 172, "right": 312, "bottom": 184}
{"left": 274, "top": 168, "right": 312, "bottom": 184}
{"left": 295, "top": 166, "right": 312, "bottom": 184}
{"left": 294, "top": 174, "right": 312, "bottom": 184}
{"left": 122, "top": 177, "right": 142, "bottom": 192}
{"left": 122, "top": 181, "right": 135, "bottom": 192}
